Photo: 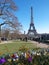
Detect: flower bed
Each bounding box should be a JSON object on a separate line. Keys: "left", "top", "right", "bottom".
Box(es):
{"left": 0, "top": 48, "right": 49, "bottom": 65}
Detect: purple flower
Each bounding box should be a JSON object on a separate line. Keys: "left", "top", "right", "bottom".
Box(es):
{"left": 0, "top": 59, "right": 2, "bottom": 64}
{"left": 0, "top": 58, "right": 6, "bottom": 64}
{"left": 28, "top": 57, "right": 32, "bottom": 62}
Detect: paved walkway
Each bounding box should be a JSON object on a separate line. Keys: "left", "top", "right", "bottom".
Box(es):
{"left": 30, "top": 41, "right": 49, "bottom": 48}
{"left": 0, "top": 41, "right": 12, "bottom": 44}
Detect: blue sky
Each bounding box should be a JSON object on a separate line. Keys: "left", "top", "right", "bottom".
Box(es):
{"left": 15, "top": 0, "right": 49, "bottom": 34}
{"left": 0, "top": 0, "right": 49, "bottom": 34}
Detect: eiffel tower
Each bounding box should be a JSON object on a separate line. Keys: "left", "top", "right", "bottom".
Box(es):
{"left": 28, "top": 7, "right": 37, "bottom": 37}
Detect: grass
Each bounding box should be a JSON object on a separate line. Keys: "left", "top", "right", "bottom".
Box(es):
{"left": 0, "top": 40, "right": 37, "bottom": 55}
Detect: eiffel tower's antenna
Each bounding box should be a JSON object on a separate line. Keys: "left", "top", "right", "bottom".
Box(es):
{"left": 31, "top": 6, "right": 33, "bottom": 23}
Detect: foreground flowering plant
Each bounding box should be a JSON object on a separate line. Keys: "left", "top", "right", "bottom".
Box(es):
{"left": 0, "top": 48, "right": 49, "bottom": 65}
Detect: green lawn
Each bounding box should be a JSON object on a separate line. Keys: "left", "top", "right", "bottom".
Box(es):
{"left": 0, "top": 40, "right": 37, "bottom": 55}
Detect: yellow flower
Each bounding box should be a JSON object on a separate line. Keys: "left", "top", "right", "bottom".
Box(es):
{"left": 25, "top": 52, "right": 30, "bottom": 59}
{"left": 0, "top": 52, "right": 3, "bottom": 55}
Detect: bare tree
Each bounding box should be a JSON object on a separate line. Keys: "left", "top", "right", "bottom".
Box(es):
{"left": 1, "top": 28, "right": 10, "bottom": 39}
{"left": 0, "top": 0, "right": 22, "bottom": 42}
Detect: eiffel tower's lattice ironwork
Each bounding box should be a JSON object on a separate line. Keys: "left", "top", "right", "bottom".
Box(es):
{"left": 28, "top": 7, "right": 37, "bottom": 37}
